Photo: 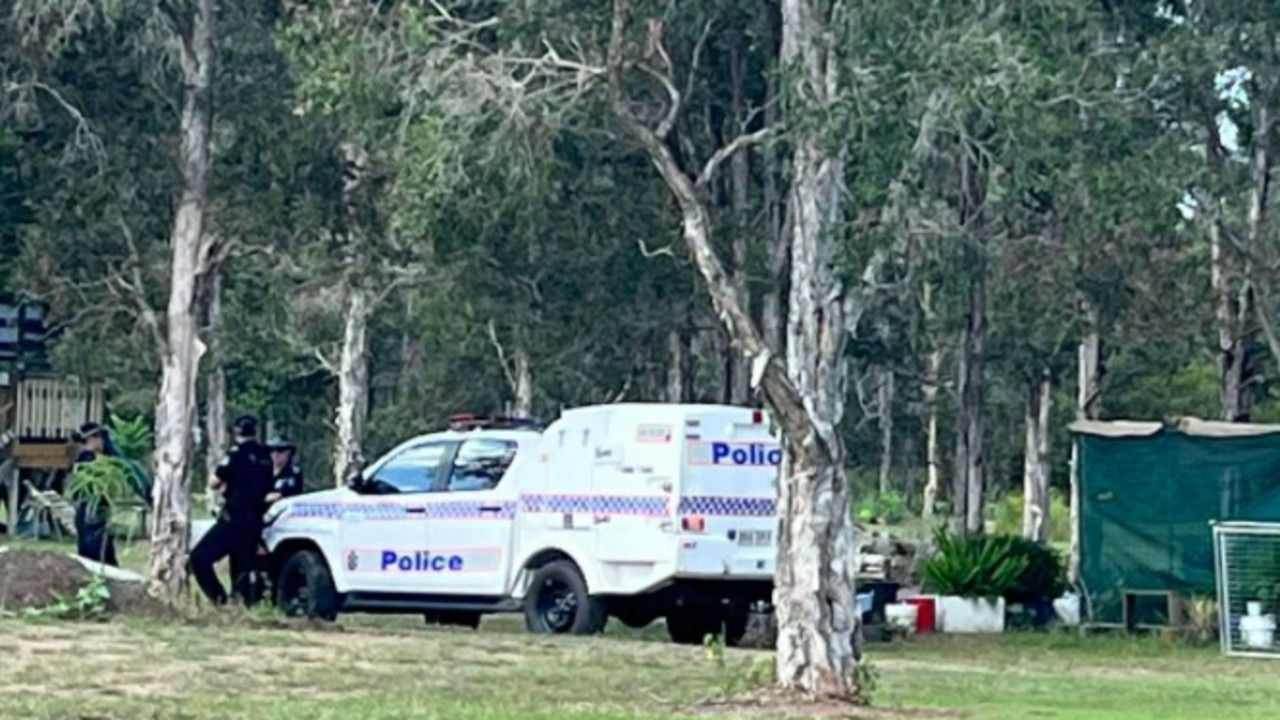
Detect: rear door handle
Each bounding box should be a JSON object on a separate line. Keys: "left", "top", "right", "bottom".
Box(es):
{"left": 406, "top": 506, "right": 427, "bottom": 514}
{"left": 479, "top": 505, "right": 503, "bottom": 513}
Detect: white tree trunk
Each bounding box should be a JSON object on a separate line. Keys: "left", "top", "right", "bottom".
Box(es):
{"left": 332, "top": 285, "right": 370, "bottom": 487}
{"left": 147, "top": 0, "right": 216, "bottom": 601}
{"left": 203, "top": 272, "right": 227, "bottom": 515}
{"left": 1068, "top": 303, "right": 1101, "bottom": 583}
{"left": 877, "top": 368, "right": 894, "bottom": 496}
{"left": 608, "top": 0, "right": 857, "bottom": 698}
{"left": 512, "top": 344, "right": 533, "bottom": 418}
{"left": 1022, "top": 371, "right": 1052, "bottom": 542}
{"left": 920, "top": 283, "right": 942, "bottom": 521}
{"left": 953, "top": 273, "right": 986, "bottom": 534}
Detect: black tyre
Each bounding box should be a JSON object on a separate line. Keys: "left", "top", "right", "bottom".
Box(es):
{"left": 524, "top": 560, "right": 607, "bottom": 635}
{"left": 424, "top": 611, "right": 482, "bottom": 630}
{"left": 276, "top": 549, "right": 340, "bottom": 621}
{"left": 666, "top": 609, "right": 721, "bottom": 645}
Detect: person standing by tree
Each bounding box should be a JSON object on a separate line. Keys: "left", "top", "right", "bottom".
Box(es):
{"left": 264, "top": 434, "right": 304, "bottom": 504}
{"left": 189, "top": 415, "right": 273, "bottom": 606}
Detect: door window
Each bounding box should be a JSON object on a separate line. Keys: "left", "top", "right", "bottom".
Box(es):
{"left": 446, "top": 438, "right": 518, "bottom": 492}
{"left": 363, "top": 442, "right": 454, "bottom": 494}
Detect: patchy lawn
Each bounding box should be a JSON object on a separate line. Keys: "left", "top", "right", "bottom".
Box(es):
{"left": 0, "top": 615, "right": 1272, "bottom": 720}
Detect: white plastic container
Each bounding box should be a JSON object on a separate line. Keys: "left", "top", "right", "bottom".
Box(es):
{"left": 1240, "top": 614, "right": 1276, "bottom": 649}
{"left": 937, "top": 596, "right": 1006, "bottom": 633}
{"left": 190, "top": 518, "right": 216, "bottom": 548}
{"left": 885, "top": 603, "right": 918, "bottom": 635}
{"left": 1247, "top": 601, "right": 1264, "bottom": 618}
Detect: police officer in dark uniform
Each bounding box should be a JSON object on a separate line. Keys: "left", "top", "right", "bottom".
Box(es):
{"left": 264, "top": 434, "right": 305, "bottom": 504}
{"left": 70, "top": 422, "right": 120, "bottom": 566}
{"left": 189, "top": 414, "right": 273, "bottom": 606}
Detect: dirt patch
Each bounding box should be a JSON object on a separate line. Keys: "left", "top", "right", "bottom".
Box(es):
{"left": 0, "top": 548, "right": 171, "bottom": 618}
{"left": 692, "top": 688, "right": 963, "bottom": 720}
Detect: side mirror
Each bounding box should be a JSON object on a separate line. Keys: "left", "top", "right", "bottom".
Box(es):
{"left": 345, "top": 472, "right": 365, "bottom": 492}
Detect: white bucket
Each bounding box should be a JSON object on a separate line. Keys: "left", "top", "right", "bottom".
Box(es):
{"left": 1247, "top": 601, "right": 1264, "bottom": 618}
{"left": 885, "top": 603, "right": 918, "bottom": 635}
{"left": 1240, "top": 614, "right": 1276, "bottom": 649}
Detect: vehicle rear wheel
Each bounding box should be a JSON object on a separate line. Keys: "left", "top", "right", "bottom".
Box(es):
{"left": 424, "top": 611, "right": 482, "bottom": 630}
{"left": 275, "top": 549, "right": 339, "bottom": 621}
{"left": 524, "top": 560, "right": 607, "bottom": 635}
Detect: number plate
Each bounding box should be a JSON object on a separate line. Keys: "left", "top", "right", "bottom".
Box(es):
{"left": 736, "top": 529, "right": 773, "bottom": 547}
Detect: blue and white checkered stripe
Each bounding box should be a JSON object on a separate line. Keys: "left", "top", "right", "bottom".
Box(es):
{"left": 283, "top": 500, "right": 517, "bottom": 521}
{"left": 423, "top": 501, "right": 518, "bottom": 519}
{"left": 519, "top": 494, "right": 669, "bottom": 517}
{"left": 678, "top": 496, "right": 776, "bottom": 517}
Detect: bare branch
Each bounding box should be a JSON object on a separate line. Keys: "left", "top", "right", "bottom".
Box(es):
{"left": 637, "top": 239, "right": 677, "bottom": 258}
{"left": 486, "top": 319, "right": 518, "bottom": 392}
{"left": 695, "top": 127, "right": 775, "bottom": 188}
{"left": 115, "top": 214, "right": 166, "bottom": 354}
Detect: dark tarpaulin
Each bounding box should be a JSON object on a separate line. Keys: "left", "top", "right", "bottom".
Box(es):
{"left": 1074, "top": 419, "right": 1280, "bottom": 624}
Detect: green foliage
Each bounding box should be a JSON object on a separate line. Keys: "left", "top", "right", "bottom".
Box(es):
{"left": 701, "top": 632, "right": 772, "bottom": 699}
{"left": 990, "top": 490, "right": 1071, "bottom": 545}
{"left": 107, "top": 413, "right": 153, "bottom": 463}
{"left": 1004, "top": 537, "right": 1068, "bottom": 605}
{"left": 65, "top": 455, "right": 141, "bottom": 522}
{"left": 856, "top": 490, "right": 909, "bottom": 525}
{"left": 922, "top": 529, "right": 1029, "bottom": 600}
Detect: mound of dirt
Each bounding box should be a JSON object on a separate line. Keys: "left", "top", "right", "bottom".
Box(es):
{"left": 0, "top": 548, "right": 170, "bottom": 618}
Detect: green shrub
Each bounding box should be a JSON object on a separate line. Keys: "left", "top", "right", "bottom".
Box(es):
{"left": 1004, "top": 536, "right": 1067, "bottom": 604}
{"left": 855, "top": 489, "right": 909, "bottom": 525}
{"left": 990, "top": 489, "right": 1070, "bottom": 544}
{"left": 922, "top": 528, "right": 1028, "bottom": 599}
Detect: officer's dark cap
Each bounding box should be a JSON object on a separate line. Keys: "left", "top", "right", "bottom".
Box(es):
{"left": 72, "top": 422, "right": 107, "bottom": 443}
{"left": 266, "top": 434, "right": 295, "bottom": 451}
{"left": 233, "top": 414, "right": 258, "bottom": 437}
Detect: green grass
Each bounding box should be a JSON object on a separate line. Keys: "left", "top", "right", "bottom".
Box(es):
{"left": 0, "top": 612, "right": 1274, "bottom": 720}
{"left": 3, "top": 539, "right": 1275, "bottom": 720}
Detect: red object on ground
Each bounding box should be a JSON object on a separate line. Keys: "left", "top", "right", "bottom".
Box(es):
{"left": 904, "top": 596, "right": 936, "bottom": 633}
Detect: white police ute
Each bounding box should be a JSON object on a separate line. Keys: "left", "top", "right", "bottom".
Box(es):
{"left": 262, "top": 403, "right": 780, "bottom": 645}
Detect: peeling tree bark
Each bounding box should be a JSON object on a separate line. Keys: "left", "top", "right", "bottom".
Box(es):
{"left": 147, "top": 0, "right": 216, "bottom": 602}
{"left": 332, "top": 284, "right": 370, "bottom": 487}
{"left": 876, "top": 368, "right": 894, "bottom": 496}
{"left": 203, "top": 272, "right": 227, "bottom": 512}
{"left": 920, "top": 283, "right": 943, "bottom": 521}
{"left": 1022, "top": 370, "right": 1052, "bottom": 542}
{"left": 607, "top": 0, "right": 857, "bottom": 699}
{"left": 1068, "top": 300, "right": 1101, "bottom": 583}
{"left": 666, "top": 326, "right": 693, "bottom": 403}
{"left": 953, "top": 271, "right": 986, "bottom": 534}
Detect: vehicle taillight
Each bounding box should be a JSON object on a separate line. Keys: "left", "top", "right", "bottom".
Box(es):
{"left": 682, "top": 515, "right": 706, "bottom": 533}
{"left": 752, "top": 409, "right": 763, "bottom": 424}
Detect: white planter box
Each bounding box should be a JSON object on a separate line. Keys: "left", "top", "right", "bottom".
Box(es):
{"left": 937, "top": 596, "right": 1006, "bottom": 633}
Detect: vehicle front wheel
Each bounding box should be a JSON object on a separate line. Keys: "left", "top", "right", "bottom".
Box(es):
{"left": 276, "top": 549, "right": 340, "bottom": 621}
{"left": 524, "top": 560, "right": 607, "bottom": 635}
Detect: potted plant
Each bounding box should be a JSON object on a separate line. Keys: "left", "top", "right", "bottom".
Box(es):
{"left": 922, "top": 528, "right": 1028, "bottom": 633}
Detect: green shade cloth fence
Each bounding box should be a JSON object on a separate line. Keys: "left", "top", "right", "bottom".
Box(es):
{"left": 1073, "top": 418, "right": 1280, "bottom": 624}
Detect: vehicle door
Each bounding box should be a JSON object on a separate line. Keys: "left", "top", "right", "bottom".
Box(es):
{"left": 422, "top": 437, "right": 521, "bottom": 596}
{"left": 337, "top": 440, "right": 458, "bottom": 593}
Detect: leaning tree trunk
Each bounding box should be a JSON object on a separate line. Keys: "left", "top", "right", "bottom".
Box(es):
{"left": 511, "top": 342, "right": 534, "bottom": 418}
{"left": 332, "top": 284, "right": 370, "bottom": 487}
{"left": 1022, "top": 370, "right": 1052, "bottom": 542}
{"left": 148, "top": 0, "right": 216, "bottom": 601}
{"left": 607, "top": 0, "right": 857, "bottom": 699}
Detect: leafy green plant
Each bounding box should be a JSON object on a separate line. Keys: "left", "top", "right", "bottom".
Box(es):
{"left": 1004, "top": 536, "right": 1067, "bottom": 604}
{"left": 65, "top": 455, "right": 138, "bottom": 523}
{"left": 922, "top": 528, "right": 1028, "bottom": 599}
{"left": 107, "top": 413, "right": 153, "bottom": 463}
{"left": 21, "top": 575, "right": 112, "bottom": 620}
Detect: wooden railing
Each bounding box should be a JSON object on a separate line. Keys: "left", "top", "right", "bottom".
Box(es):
{"left": 15, "top": 377, "right": 105, "bottom": 441}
